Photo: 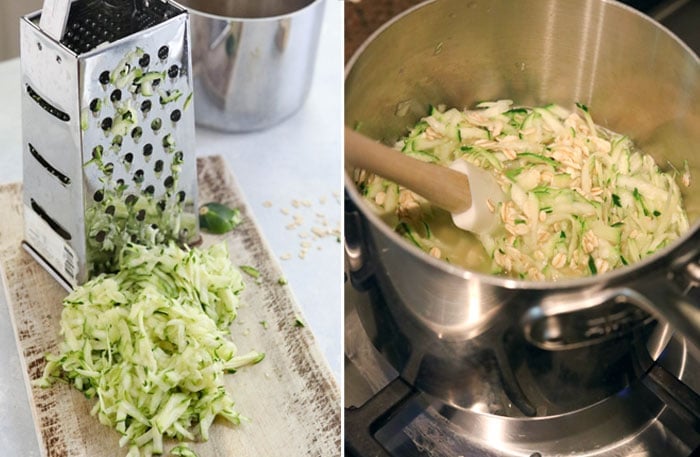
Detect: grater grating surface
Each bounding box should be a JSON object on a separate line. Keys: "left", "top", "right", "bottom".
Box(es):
{"left": 21, "top": 0, "right": 198, "bottom": 289}
{"left": 60, "top": 0, "right": 181, "bottom": 54}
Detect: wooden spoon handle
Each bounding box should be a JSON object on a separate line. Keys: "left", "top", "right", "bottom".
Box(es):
{"left": 345, "top": 127, "right": 472, "bottom": 213}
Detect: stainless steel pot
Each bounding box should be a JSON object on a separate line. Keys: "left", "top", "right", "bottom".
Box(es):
{"left": 173, "top": 0, "right": 325, "bottom": 132}
{"left": 345, "top": 0, "right": 700, "bottom": 365}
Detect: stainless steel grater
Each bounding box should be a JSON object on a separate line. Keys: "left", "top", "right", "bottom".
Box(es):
{"left": 20, "top": 0, "right": 199, "bottom": 290}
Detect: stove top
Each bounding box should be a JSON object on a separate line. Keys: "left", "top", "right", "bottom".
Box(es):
{"left": 345, "top": 277, "right": 700, "bottom": 456}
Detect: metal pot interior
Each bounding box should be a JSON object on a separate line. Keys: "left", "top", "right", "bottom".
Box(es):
{"left": 345, "top": 0, "right": 700, "bottom": 277}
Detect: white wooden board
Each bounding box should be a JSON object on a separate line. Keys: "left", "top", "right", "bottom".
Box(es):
{"left": 0, "top": 155, "right": 341, "bottom": 456}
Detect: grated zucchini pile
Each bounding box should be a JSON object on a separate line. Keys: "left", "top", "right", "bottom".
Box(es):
{"left": 35, "top": 241, "right": 264, "bottom": 456}
{"left": 355, "top": 100, "right": 690, "bottom": 280}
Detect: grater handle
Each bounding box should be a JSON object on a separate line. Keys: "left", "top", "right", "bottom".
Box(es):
{"left": 39, "top": 0, "right": 72, "bottom": 41}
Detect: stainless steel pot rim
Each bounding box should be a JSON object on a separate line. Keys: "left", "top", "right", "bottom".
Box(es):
{"left": 344, "top": 173, "right": 700, "bottom": 291}
{"left": 171, "top": 0, "right": 324, "bottom": 22}
{"left": 344, "top": 0, "right": 699, "bottom": 291}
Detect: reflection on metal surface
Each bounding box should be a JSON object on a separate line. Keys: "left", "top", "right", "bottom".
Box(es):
{"left": 346, "top": 272, "right": 700, "bottom": 455}
{"left": 177, "top": 0, "right": 325, "bottom": 132}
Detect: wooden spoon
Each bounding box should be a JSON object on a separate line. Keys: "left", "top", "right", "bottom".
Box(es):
{"left": 345, "top": 127, "right": 504, "bottom": 235}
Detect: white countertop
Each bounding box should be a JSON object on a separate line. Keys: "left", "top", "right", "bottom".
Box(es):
{"left": 0, "top": 1, "right": 342, "bottom": 455}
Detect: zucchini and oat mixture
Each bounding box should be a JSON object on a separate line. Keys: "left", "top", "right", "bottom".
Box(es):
{"left": 354, "top": 100, "right": 690, "bottom": 280}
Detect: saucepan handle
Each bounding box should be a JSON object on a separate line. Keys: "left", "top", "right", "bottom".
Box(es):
{"left": 522, "top": 237, "right": 700, "bottom": 354}
{"left": 620, "top": 254, "right": 700, "bottom": 356}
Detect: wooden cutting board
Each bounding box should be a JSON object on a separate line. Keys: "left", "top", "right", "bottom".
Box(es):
{"left": 0, "top": 155, "right": 341, "bottom": 457}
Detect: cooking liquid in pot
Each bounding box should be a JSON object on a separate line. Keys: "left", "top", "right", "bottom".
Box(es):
{"left": 353, "top": 100, "right": 690, "bottom": 280}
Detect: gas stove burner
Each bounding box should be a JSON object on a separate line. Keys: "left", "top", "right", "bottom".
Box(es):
{"left": 348, "top": 375, "right": 697, "bottom": 456}
{"left": 345, "top": 278, "right": 700, "bottom": 456}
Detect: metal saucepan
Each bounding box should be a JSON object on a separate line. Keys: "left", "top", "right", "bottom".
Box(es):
{"left": 173, "top": 0, "right": 325, "bottom": 132}
{"left": 345, "top": 0, "right": 700, "bottom": 369}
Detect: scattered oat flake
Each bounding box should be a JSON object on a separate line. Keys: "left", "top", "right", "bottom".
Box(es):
{"left": 262, "top": 201, "right": 273, "bottom": 208}
{"left": 280, "top": 253, "right": 292, "bottom": 260}
{"left": 311, "top": 227, "right": 327, "bottom": 237}
{"left": 280, "top": 208, "right": 290, "bottom": 215}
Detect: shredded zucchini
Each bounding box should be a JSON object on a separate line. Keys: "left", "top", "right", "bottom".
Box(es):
{"left": 355, "top": 100, "right": 689, "bottom": 280}
{"left": 36, "top": 242, "right": 264, "bottom": 456}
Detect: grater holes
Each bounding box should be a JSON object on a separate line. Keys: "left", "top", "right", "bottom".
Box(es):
{"left": 110, "top": 89, "right": 122, "bottom": 102}
{"left": 133, "top": 169, "right": 145, "bottom": 184}
{"left": 112, "top": 135, "right": 123, "bottom": 150}
{"left": 143, "top": 143, "right": 153, "bottom": 157}
{"left": 95, "top": 230, "right": 106, "bottom": 243}
{"left": 26, "top": 85, "right": 70, "bottom": 122}
{"left": 163, "top": 176, "right": 174, "bottom": 188}
{"left": 93, "top": 190, "right": 104, "bottom": 202}
{"left": 92, "top": 145, "right": 104, "bottom": 160}
{"left": 90, "top": 98, "right": 102, "bottom": 113}
{"left": 158, "top": 45, "right": 169, "bottom": 60}
{"left": 58, "top": 0, "right": 181, "bottom": 54}
{"left": 151, "top": 118, "right": 162, "bottom": 131}
{"left": 131, "top": 126, "right": 143, "bottom": 141}
{"left": 30, "top": 198, "right": 72, "bottom": 241}
{"left": 101, "top": 117, "right": 113, "bottom": 131}
{"left": 29, "top": 143, "right": 71, "bottom": 185}
{"left": 99, "top": 71, "right": 110, "bottom": 85}
{"left": 167, "top": 65, "right": 179, "bottom": 79}
{"left": 139, "top": 54, "right": 151, "bottom": 68}
{"left": 143, "top": 185, "right": 155, "bottom": 195}
{"left": 172, "top": 151, "right": 184, "bottom": 166}
{"left": 103, "top": 162, "right": 115, "bottom": 176}
{"left": 105, "top": 205, "right": 115, "bottom": 215}
{"left": 125, "top": 194, "right": 137, "bottom": 206}
{"left": 30, "top": 199, "right": 71, "bottom": 241}
{"left": 141, "top": 100, "right": 152, "bottom": 113}
{"left": 136, "top": 209, "right": 146, "bottom": 221}
{"left": 176, "top": 190, "right": 186, "bottom": 203}
{"left": 123, "top": 153, "right": 133, "bottom": 171}
{"left": 170, "top": 109, "right": 181, "bottom": 122}
{"left": 162, "top": 133, "right": 174, "bottom": 151}
{"left": 154, "top": 160, "right": 164, "bottom": 174}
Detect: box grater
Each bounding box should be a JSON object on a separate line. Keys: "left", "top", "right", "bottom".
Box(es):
{"left": 20, "top": 0, "right": 199, "bottom": 290}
